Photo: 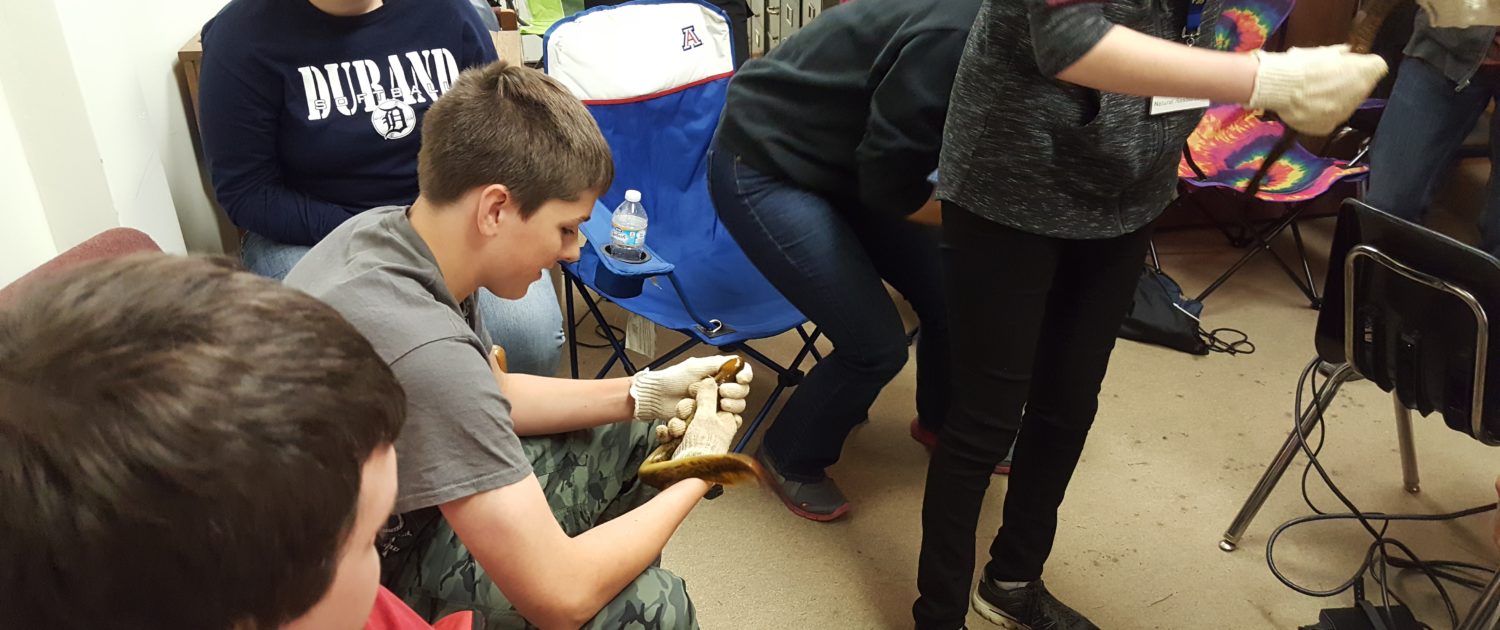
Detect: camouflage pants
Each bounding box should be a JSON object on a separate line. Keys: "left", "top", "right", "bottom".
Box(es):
{"left": 392, "top": 420, "right": 698, "bottom": 630}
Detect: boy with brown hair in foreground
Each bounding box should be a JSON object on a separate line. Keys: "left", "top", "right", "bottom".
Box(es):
{"left": 0, "top": 254, "right": 471, "bottom": 630}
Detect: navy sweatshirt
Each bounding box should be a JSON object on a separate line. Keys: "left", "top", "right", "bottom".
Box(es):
{"left": 199, "top": 0, "right": 496, "bottom": 246}
{"left": 713, "top": 0, "right": 982, "bottom": 219}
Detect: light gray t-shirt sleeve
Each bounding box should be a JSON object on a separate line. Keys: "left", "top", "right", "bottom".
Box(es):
{"left": 389, "top": 338, "right": 531, "bottom": 514}
{"left": 1027, "top": 0, "right": 1116, "bottom": 77}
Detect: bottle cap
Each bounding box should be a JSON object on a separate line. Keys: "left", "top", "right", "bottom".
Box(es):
{"left": 624, "top": 189, "right": 642, "bottom": 203}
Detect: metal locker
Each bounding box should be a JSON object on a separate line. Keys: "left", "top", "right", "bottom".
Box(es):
{"left": 802, "top": 0, "right": 825, "bottom": 24}
{"left": 802, "top": 0, "right": 838, "bottom": 25}
{"left": 747, "top": 0, "right": 766, "bottom": 56}
{"left": 780, "top": 0, "right": 800, "bottom": 41}
{"left": 765, "top": 0, "right": 782, "bottom": 49}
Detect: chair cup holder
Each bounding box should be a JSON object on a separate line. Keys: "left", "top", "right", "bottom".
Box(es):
{"left": 602, "top": 244, "right": 651, "bottom": 265}
{"left": 593, "top": 246, "right": 652, "bottom": 299}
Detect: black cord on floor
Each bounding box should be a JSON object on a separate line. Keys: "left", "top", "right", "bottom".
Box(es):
{"left": 1202, "top": 326, "right": 1256, "bottom": 355}
{"left": 571, "top": 314, "right": 625, "bottom": 349}
{"left": 1266, "top": 357, "right": 1498, "bottom": 629}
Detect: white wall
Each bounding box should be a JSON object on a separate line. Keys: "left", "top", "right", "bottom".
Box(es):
{"left": 0, "top": 0, "right": 233, "bottom": 286}
{"left": 0, "top": 81, "right": 56, "bottom": 286}
{"left": 0, "top": 0, "right": 125, "bottom": 255}
{"left": 51, "top": 0, "right": 190, "bottom": 254}
{"left": 130, "top": 0, "right": 241, "bottom": 255}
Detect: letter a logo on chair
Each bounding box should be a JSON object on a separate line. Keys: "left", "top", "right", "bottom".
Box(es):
{"left": 681, "top": 25, "right": 703, "bottom": 51}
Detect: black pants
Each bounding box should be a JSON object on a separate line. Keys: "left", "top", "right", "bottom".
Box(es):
{"left": 913, "top": 204, "right": 1153, "bottom": 629}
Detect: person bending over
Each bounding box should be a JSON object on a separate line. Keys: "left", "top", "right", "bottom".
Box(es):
{"left": 708, "top": 0, "right": 989, "bottom": 522}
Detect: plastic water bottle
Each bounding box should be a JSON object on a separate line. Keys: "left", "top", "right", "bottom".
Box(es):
{"left": 609, "top": 189, "right": 648, "bottom": 263}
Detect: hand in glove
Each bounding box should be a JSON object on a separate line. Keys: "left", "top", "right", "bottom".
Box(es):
{"left": 632, "top": 355, "right": 752, "bottom": 425}
{"left": 669, "top": 376, "right": 744, "bottom": 460}
{"left": 636, "top": 364, "right": 763, "bottom": 489}
{"left": 1247, "top": 45, "right": 1388, "bottom": 136}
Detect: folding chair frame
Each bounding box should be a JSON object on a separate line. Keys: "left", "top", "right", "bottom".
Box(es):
{"left": 562, "top": 268, "right": 823, "bottom": 453}
{"left": 1180, "top": 128, "right": 1370, "bottom": 309}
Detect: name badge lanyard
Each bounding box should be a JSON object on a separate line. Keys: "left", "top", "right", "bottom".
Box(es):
{"left": 1182, "top": 0, "right": 1206, "bottom": 46}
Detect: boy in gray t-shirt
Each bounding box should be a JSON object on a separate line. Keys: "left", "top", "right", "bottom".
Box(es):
{"left": 285, "top": 60, "right": 750, "bottom": 630}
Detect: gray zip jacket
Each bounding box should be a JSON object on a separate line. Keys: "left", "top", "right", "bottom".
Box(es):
{"left": 1405, "top": 9, "right": 1496, "bottom": 90}
{"left": 939, "top": 0, "right": 1222, "bottom": 239}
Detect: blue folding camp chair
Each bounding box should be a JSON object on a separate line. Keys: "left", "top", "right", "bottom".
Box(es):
{"left": 544, "top": 0, "right": 820, "bottom": 451}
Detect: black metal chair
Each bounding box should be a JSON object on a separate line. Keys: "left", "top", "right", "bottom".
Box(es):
{"left": 1218, "top": 199, "right": 1500, "bottom": 628}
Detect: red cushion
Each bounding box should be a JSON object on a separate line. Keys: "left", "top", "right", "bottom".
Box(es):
{"left": 0, "top": 228, "right": 161, "bottom": 304}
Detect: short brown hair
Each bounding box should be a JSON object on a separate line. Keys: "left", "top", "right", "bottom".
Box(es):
{"left": 418, "top": 59, "right": 614, "bottom": 216}
{"left": 0, "top": 254, "right": 405, "bottom": 629}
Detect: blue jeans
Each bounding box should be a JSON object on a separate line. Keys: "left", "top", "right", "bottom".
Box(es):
{"left": 241, "top": 232, "right": 565, "bottom": 377}
{"left": 1368, "top": 58, "right": 1500, "bottom": 258}
{"left": 707, "top": 145, "right": 950, "bottom": 480}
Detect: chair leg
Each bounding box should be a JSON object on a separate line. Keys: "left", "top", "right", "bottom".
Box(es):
{"left": 1221, "top": 362, "right": 1358, "bottom": 551}
{"left": 792, "top": 326, "right": 822, "bottom": 368}
{"left": 1393, "top": 393, "right": 1421, "bottom": 494}
{"left": 1195, "top": 203, "right": 1313, "bottom": 304}
{"left": 1458, "top": 569, "right": 1500, "bottom": 630}
{"left": 1196, "top": 239, "right": 1273, "bottom": 303}
{"left": 725, "top": 334, "right": 820, "bottom": 452}
{"left": 643, "top": 338, "right": 702, "bottom": 371}
{"left": 566, "top": 272, "right": 580, "bottom": 379}
{"left": 796, "top": 324, "right": 824, "bottom": 363}
{"left": 1288, "top": 220, "right": 1322, "bottom": 309}
{"left": 574, "top": 282, "right": 638, "bottom": 377}
{"left": 734, "top": 380, "right": 786, "bottom": 453}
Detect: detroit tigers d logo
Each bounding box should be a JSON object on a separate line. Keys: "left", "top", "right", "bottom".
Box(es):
{"left": 371, "top": 99, "right": 417, "bottom": 140}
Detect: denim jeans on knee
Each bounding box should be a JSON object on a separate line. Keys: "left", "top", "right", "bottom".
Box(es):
{"left": 708, "top": 143, "right": 948, "bottom": 480}
{"left": 241, "top": 231, "right": 312, "bottom": 281}
{"left": 478, "top": 271, "right": 565, "bottom": 377}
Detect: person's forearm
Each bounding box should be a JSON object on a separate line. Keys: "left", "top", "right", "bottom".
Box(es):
{"left": 221, "top": 189, "right": 360, "bottom": 246}
{"left": 444, "top": 476, "right": 709, "bottom": 629}
{"left": 565, "top": 479, "right": 710, "bottom": 615}
{"left": 1056, "top": 26, "right": 1259, "bottom": 103}
{"left": 501, "top": 373, "right": 635, "bottom": 435}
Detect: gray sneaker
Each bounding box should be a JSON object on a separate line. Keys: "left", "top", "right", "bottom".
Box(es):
{"left": 756, "top": 448, "right": 850, "bottom": 522}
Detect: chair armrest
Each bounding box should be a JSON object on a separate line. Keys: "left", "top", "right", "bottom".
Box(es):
{"left": 577, "top": 206, "right": 675, "bottom": 278}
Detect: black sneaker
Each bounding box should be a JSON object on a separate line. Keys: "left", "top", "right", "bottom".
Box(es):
{"left": 756, "top": 447, "right": 851, "bottom": 521}
{"left": 971, "top": 578, "right": 1099, "bottom": 630}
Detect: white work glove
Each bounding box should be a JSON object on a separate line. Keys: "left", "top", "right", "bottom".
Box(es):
{"left": 1419, "top": 0, "right": 1500, "bottom": 27}
{"left": 631, "top": 355, "right": 752, "bottom": 427}
{"left": 670, "top": 376, "right": 744, "bottom": 460}
{"left": 1247, "top": 45, "right": 1388, "bottom": 136}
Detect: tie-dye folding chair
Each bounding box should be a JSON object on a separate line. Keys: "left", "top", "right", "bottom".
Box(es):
{"left": 1177, "top": 0, "right": 1379, "bottom": 308}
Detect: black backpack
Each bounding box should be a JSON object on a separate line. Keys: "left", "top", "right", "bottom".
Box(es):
{"left": 1119, "top": 260, "right": 1253, "bottom": 356}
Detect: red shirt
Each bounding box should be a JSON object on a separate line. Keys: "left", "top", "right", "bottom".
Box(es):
{"left": 364, "top": 587, "right": 477, "bottom": 630}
